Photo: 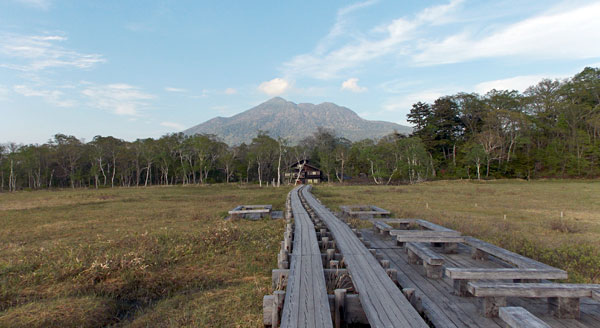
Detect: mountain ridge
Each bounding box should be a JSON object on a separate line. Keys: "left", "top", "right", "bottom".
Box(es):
{"left": 183, "top": 97, "right": 412, "bottom": 145}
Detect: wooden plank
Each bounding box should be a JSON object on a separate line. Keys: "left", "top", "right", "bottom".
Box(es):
{"left": 406, "top": 242, "right": 444, "bottom": 265}
{"left": 592, "top": 290, "right": 600, "bottom": 301}
{"left": 396, "top": 235, "right": 465, "bottom": 243}
{"left": 361, "top": 227, "right": 600, "bottom": 328}
{"left": 464, "top": 237, "right": 559, "bottom": 270}
{"left": 301, "top": 186, "right": 428, "bottom": 328}
{"left": 374, "top": 221, "right": 393, "bottom": 232}
{"left": 499, "top": 307, "right": 551, "bottom": 328}
{"left": 364, "top": 231, "right": 501, "bottom": 328}
{"left": 468, "top": 282, "right": 600, "bottom": 298}
{"left": 415, "top": 219, "right": 457, "bottom": 232}
{"left": 280, "top": 186, "right": 333, "bottom": 328}
{"left": 390, "top": 230, "right": 461, "bottom": 237}
{"left": 379, "top": 218, "right": 415, "bottom": 224}
{"left": 445, "top": 268, "right": 568, "bottom": 280}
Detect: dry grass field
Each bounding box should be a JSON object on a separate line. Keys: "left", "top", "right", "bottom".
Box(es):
{"left": 1, "top": 180, "right": 599, "bottom": 327}
{"left": 313, "top": 180, "right": 600, "bottom": 283}
{"left": 0, "top": 185, "right": 290, "bottom": 327}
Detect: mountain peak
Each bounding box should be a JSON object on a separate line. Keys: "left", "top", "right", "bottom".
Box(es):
{"left": 264, "top": 96, "right": 292, "bottom": 105}
{"left": 183, "top": 99, "right": 412, "bottom": 145}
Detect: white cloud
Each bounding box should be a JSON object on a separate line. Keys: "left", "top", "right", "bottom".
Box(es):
{"left": 165, "top": 87, "right": 187, "bottom": 92}
{"left": 383, "top": 89, "right": 447, "bottom": 113}
{"left": 224, "top": 87, "right": 237, "bottom": 95}
{"left": 379, "top": 79, "right": 422, "bottom": 93}
{"left": 12, "top": 0, "right": 50, "bottom": 9}
{"left": 82, "top": 84, "right": 154, "bottom": 116}
{"left": 160, "top": 121, "right": 185, "bottom": 130}
{"left": 341, "top": 78, "right": 367, "bottom": 92}
{"left": 282, "top": 0, "right": 463, "bottom": 79}
{"left": 314, "top": 0, "right": 378, "bottom": 54}
{"left": 13, "top": 84, "right": 76, "bottom": 107}
{"left": 258, "top": 78, "right": 291, "bottom": 96}
{"left": 473, "top": 75, "right": 549, "bottom": 94}
{"left": 413, "top": 2, "right": 600, "bottom": 65}
{"left": 0, "top": 33, "right": 105, "bottom": 71}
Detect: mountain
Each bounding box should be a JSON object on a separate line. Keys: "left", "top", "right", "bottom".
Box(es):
{"left": 183, "top": 97, "right": 412, "bottom": 145}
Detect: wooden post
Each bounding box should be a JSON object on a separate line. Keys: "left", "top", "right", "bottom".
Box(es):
{"left": 330, "top": 260, "right": 339, "bottom": 269}
{"left": 442, "top": 242, "right": 458, "bottom": 254}
{"left": 334, "top": 289, "right": 346, "bottom": 328}
{"left": 380, "top": 259, "right": 390, "bottom": 269}
{"left": 482, "top": 296, "right": 506, "bottom": 317}
{"left": 263, "top": 295, "right": 274, "bottom": 327}
{"left": 386, "top": 268, "right": 398, "bottom": 284}
{"left": 272, "top": 290, "right": 285, "bottom": 326}
{"left": 284, "top": 234, "right": 291, "bottom": 252}
{"left": 549, "top": 297, "right": 580, "bottom": 319}
{"left": 407, "top": 248, "right": 419, "bottom": 264}
{"left": 453, "top": 279, "right": 470, "bottom": 297}
{"left": 326, "top": 249, "right": 335, "bottom": 266}
{"left": 471, "top": 248, "right": 488, "bottom": 260}
{"left": 321, "top": 237, "right": 329, "bottom": 251}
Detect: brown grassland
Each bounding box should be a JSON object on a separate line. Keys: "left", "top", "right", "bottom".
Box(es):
{"left": 1, "top": 180, "right": 599, "bottom": 327}
{"left": 313, "top": 180, "right": 600, "bottom": 284}
{"left": 0, "top": 185, "right": 290, "bottom": 327}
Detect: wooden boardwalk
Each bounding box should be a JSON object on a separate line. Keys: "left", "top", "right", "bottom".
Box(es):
{"left": 361, "top": 229, "right": 600, "bottom": 328}
{"left": 300, "top": 186, "right": 429, "bottom": 328}
{"left": 280, "top": 186, "right": 333, "bottom": 328}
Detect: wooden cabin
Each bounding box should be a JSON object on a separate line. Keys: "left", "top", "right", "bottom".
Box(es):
{"left": 285, "top": 160, "right": 323, "bottom": 184}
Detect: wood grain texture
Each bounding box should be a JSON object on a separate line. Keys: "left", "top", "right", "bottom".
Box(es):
{"left": 464, "top": 237, "right": 559, "bottom": 270}
{"left": 280, "top": 186, "right": 333, "bottom": 328}
{"left": 406, "top": 242, "right": 444, "bottom": 265}
{"left": 468, "top": 282, "right": 600, "bottom": 298}
{"left": 445, "top": 268, "right": 568, "bottom": 280}
{"left": 301, "top": 186, "right": 428, "bottom": 328}
{"left": 499, "top": 307, "right": 551, "bottom": 328}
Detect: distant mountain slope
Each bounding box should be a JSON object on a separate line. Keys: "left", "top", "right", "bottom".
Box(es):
{"left": 183, "top": 97, "right": 412, "bottom": 145}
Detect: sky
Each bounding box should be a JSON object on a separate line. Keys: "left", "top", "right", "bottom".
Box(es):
{"left": 1, "top": 0, "right": 600, "bottom": 144}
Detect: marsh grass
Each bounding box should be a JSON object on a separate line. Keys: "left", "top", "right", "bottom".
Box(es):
{"left": 313, "top": 180, "right": 600, "bottom": 283}
{"left": 0, "top": 185, "right": 291, "bottom": 327}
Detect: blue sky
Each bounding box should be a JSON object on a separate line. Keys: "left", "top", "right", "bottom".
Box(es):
{"left": 1, "top": 0, "right": 599, "bottom": 144}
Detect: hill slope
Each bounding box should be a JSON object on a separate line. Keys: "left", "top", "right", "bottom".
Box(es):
{"left": 183, "top": 97, "right": 412, "bottom": 145}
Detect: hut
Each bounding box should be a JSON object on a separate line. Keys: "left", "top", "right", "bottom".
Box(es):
{"left": 286, "top": 160, "right": 323, "bottom": 184}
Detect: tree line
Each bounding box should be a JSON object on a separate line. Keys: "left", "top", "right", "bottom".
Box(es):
{"left": 0, "top": 128, "right": 433, "bottom": 191}
{"left": 1, "top": 67, "right": 598, "bottom": 191}
{"left": 408, "top": 67, "right": 600, "bottom": 179}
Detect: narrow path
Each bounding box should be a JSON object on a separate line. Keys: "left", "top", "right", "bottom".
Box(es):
{"left": 300, "top": 186, "right": 428, "bottom": 328}
{"left": 280, "top": 186, "right": 333, "bottom": 328}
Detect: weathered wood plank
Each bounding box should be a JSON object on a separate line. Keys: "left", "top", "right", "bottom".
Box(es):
{"left": 390, "top": 230, "right": 462, "bottom": 237}
{"left": 406, "top": 242, "right": 444, "bottom": 265}
{"left": 468, "top": 282, "right": 600, "bottom": 298}
{"left": 361, "top": 227, "right": 600, "bottom": 327}
{"left": 499, "top": 307, "right": 551, "bottom": 328}
{"left": 445, "top": 268, "right": 568, "bottom": 280}
{"left": 464, "top": 237, "right": 559, "bottom": 270}
{"left": 415, "top": 219, "right": 458, "bottom": 232}
{"left": 396, "top": 235, "right": 465, "bottom": 243}
{"left": 280, "top": 186, "right": 333, "bottom": 328}
{"left": 373, "top": 221, "right": 393, "bottom": 234}
{"left": 301, "top": 187, "right": 428, "bottom": 328}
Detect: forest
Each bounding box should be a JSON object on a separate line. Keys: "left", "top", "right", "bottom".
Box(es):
{"left": 1, "top": 67, "right": 599, "bottom": 191}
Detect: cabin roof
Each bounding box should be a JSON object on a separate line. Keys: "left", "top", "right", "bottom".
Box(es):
{"left": 290, "top": 160, "right": 321, "bottom": 171}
